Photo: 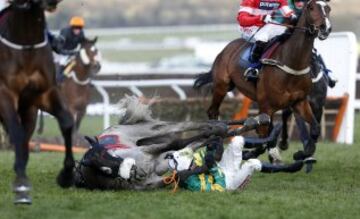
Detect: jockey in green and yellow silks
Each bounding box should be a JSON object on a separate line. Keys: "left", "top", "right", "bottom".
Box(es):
{"left": 167, "top": 125, "right": 306, "bottom": 192}
{"left": 181, "top": 149, "right": 226, "bottom": 192}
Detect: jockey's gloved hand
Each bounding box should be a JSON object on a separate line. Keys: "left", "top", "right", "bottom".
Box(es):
{"left": 289, "top": 14, "right": 298, "bottom": 25}
{"left": 206, "top": 136, "right": 224, "bottom": 162}
{"left": 205, "top": 153, "right": 216, "bottom": 169}
{"left": 262, "top": 14, "right": 274, "bottom": 24}
{"left": 176, "top": 166, "right": 208, "bottom": 182}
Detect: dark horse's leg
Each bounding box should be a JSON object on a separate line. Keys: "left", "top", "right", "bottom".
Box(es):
{"left": 38, "top": 88, "right": 75, "bottom": 187}
{"left": 15, "top": 107, "right": 38, "bottom": 204}
{"left": 293, "top": 99, "right": 320, "bottom": 172}
{"left": 0, "top": 88, "right": 30, "bottom": 204}
{"left": 279, "top": 108, "right": 292, "bottom": 150}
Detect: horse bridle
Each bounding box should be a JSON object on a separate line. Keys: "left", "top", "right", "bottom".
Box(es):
{"left": 288, "top": 0, "right": 331, "bottom": 36}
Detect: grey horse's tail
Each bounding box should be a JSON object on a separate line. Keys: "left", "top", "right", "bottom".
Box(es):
{"left": 193, "top": 70, "right": 213, "bottom": 90}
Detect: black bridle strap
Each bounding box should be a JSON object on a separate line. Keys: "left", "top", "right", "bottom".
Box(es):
{"left": 268, "top": 22, "right": 318, "bottom": 35}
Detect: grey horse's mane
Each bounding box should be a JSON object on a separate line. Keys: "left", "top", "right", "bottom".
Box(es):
{"left": 117, "top": 95, "right": 156, "bottom": 124}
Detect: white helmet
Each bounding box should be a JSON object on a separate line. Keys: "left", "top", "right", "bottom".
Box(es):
{"left": 118, "top": 158, "right": 136, "bottom": 179}
{"left": 167, "top": 148, "right": 194, "bottom": 171}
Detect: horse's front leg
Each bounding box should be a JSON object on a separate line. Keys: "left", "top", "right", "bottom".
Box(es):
{"left": 279, "top": 108, "right": 292, "bottom": 150}
{"left": 0, "top": 88, "right": 30, "bottom": 204}
{"left": 37, "top": 88, "right": 75, "bottom": 187}
{"left": 293, "top": 99, "right": 320, "bottom": 172}
{"left": 257, "top": 106, "right": 283, "bottom": 164}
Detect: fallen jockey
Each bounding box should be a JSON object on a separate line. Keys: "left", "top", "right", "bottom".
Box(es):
{"left": 166, "top": 126, "right": 305, "bottom": 192}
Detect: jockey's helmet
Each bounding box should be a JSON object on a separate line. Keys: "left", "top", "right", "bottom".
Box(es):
{"left": 70, "top": 16, "right": 85, "bottom": 28}
{"left": 167, "top": 148, "right": 194, "bottom": 171}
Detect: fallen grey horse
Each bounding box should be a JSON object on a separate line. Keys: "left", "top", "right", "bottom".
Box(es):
{"left": 74, "top": 96, "right": 278, "bottom": 190}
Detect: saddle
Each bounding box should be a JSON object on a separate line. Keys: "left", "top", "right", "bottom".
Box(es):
{"left": 238, "top": 34, "right": 290, "bottom": 70}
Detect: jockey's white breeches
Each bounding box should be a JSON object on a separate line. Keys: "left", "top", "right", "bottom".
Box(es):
{"left": 239, "top": 23, "right": 287, "bottom": 43}
{"left": 0, "top": 0, "right": 9, "bottom": 11}
{"left": 53, "top": 53, "right": 71, "bottom": 66}
{"left": 218, "top": 136, "right": 262, "bottom": 191}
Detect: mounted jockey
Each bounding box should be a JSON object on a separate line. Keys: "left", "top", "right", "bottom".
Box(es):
{"left": 237, "top": 0, "right": 298, "bottom": 80}
{"left": 238, "top": 0, "right": 337, "bottom": 87}
{"left": 50, "top": 16, "right": 87, "bottom": 82}
{"left": 166, "top": 125, "right": 306, "bottom": 192}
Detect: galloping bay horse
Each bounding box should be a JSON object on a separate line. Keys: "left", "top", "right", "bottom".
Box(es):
{"left": 194, "top": 0, "right": 332, "bottom": 166}
{"left": 38, "top": 38, "right": 101, "bottom": 141}
{"left": 0, "top": 0, "right": 75, "bottom": 204}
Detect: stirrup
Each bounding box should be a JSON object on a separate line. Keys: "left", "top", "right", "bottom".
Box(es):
{"left": 244, "top": 68, "right": 259, "bottom": 81}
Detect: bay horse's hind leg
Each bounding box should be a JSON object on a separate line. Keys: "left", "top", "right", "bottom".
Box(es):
{"left": 0, "top": 88, "right": 30, "bottom": 204}
{"left": 207, "top": 73, "right": 230, "bottom": 120}
{"left": 38, "top": 88, "right": 75, "bottom": 187}
{"left": 293, "top": 99, "right": 320, "bottom": 172}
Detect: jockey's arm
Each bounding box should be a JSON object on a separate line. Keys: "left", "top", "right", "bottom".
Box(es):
{"left": 179, "top": 165, "right": 226, "bottom": 192}
{"left": 237, "top": 0, "right": 264, "bottom": 27}
{"left": 279, "top": 0, "right": 295, "bottom": 18}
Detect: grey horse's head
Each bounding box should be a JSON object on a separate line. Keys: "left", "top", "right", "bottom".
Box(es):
{"left": 118, "top": 95, "right": 156, "bottom": 125}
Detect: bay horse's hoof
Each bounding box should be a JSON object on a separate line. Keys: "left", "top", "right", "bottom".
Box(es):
{"left": 278, "top": 140, "right": 289, "bottom": 151}
{"left": 14, "top": 192, "right": 32, "bottom": 205}
{"left": 57, "top": 168, "right": 74, "bottom": 188}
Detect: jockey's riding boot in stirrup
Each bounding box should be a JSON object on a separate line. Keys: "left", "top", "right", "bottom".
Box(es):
{"left": 245, "top": 41, "right": 266, "bottom": 81}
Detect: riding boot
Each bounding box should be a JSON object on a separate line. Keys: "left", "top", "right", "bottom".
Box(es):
{"left": 245, "top": 41, "right": 267, "bottom": 81}
{"left": 324, "top": 69, "right": 338, "bottom": 88}
{"left": 260, "top": 160, "right": 304, "bottom": 173}
{"left": 315, "top": 51, "right": 337, "bottom": 88}
{"left": 243, "top": 123, "right": 282, "bottom": 149}
{"left": 55, "top": 65, "right": 66, "bottom": 83}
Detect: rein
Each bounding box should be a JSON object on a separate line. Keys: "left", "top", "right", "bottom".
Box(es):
{"left": 69, "top": 71, "right": 92, "bottom": 86}
{"left": 162, "top": 170, "right": 179, "bottom": 193}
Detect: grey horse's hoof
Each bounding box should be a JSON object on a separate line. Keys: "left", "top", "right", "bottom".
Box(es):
{"left": 304, "top": 157, "right": 317, "bottom": 173}
{"left": 14, "top": 192, "right": 32, "bottom": 205}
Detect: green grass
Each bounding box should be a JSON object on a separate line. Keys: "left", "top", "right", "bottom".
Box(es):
{"left": 1, "top": 115, "right": 360, "bottom": 219}
{"left": 1, "top": 143, "right": 359, "bottom": 219}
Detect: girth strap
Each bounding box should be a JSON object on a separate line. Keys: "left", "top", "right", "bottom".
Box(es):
{"left": 261, "top": 58, "right": 310, "bottom": 76}
{"left": 0, "top": 33, "right": 48, "bottom": 50}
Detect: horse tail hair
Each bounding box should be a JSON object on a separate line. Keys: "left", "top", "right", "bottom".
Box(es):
{"left": 193, "top": 70, "right": 213, "bottom": 90}
{"left": 37, "top": 110, "right": 44, "bottom": 135}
